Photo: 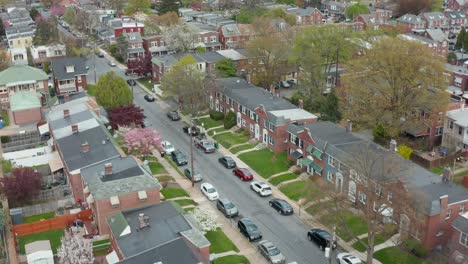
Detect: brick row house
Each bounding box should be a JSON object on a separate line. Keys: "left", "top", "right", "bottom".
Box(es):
{"left": 397, "top": 14, "right": 427, "bottom": 32}
{"left": 447, "top": 0, "right": 468, "bottom": 12}
{"left": 399, "top": 34, "right": 448, "bottom": 56}
{"left": 444, "top": 10, "right": 468, "bottom": 31}
{"left": 354, "top": 9, "right": 393, "bottom": 31}
{"left": 51, "top": 57, "right": 88, "bottom": 96}
{"left": 101, "top": 17, "right": 144, "bottom": 43}
{"left": 290, "top": 7, "right": 324, "bottom": 26}
{"left": 420, "top": 12, "right": 449, "bottom": 29}
{"left": 448, "top": 211, "right": 468, "bottom": 263}
{"left": 142, "top": 35, "right": 171, "bottom": 57}
{"left": 122, "top": 32, "right": 144, "bottom": 62}
{"left": 218, "top": 23, "right": 256, "bottom": 49}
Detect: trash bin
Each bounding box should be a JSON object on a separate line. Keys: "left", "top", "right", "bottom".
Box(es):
{"left": 161, "top": 151, "right": 165, "bottom": 157}
{"left": 214, "top": 142, "right": 219, "bottom": 150}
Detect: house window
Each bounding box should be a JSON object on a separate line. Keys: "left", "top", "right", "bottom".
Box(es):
{"left": 387, "top": 192, "right": 393, "bottom": 203}
{"left": 376, "top": 185, "right": 382, "bottom": 197}
{"left": 359, "top": 192, "right": 367, "bottom": 204}
{"left": 298, "top": 139, "right": 304, "bottom": 149}
{"left": 269, "top": 136, "right": 275, "bottom": 146}
{"left": 0, "top": 88, "right": 7, "bottom": 93}
{"left": 446, "top": 209, "right": 452, "bottom": 220}
{"left": 327, "top": 171, "right": 335, "bottom": 182}
{"left": 250, "top": 124, "right": 254, "bottom": 132}
{"left": 338, "top": 162, "right": 342, "bottom": 172}
{"left": 290, "top": 133, "right": 297, "bottom": 143}
{"left": 269, "top": 123, "right": 275, "bottom": 132}
{"left": 459, "top": 126, "right": 463, "bottom": 135}
{"left": 328, "top": 156, "right": 337, "bottom": 167}
{"left": 242, "top": 119, "right": 246, "bottom": 127}
{"left": 250, "top": 111, "right": 255, "bottom": 120}
{"left": 38, "top": 51, "right": 46, "bottom": 58}
{"left": 460, "top": 232, "right": 468, "bottom": 247}
{"left": 460, "top": 204, "right": 465, "bottom": 213}
{"left": 241, "top": 106, "right": 247, "bottom": 114}
{"left": 210, "top": 36, "right": 217, "bottom": 42}
{"left": 435, "top": 126, "right": 443, "bottom": 136}
{"left": 449, "top": 120, "right": 454, "bottom": 129}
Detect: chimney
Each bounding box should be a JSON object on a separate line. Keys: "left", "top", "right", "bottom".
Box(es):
{"left": 389, "top": 139, "right": 397, "bottom": 152}
{"left": 72, "top": 124, "right": 78, "bottom": 134}
{"left": 82, "top": 142, "right": 89, "bottom": 153}
{"left": 63, "top": 109, "right": 70, "bottom": 118}
{"left": 64, "top": 94, "right": 70, "bottom": 102}
{"left": 104, "top": 163, "right": 113, "bottom": 175}
{"left": 346, "top": 120, "right": 353, "bottom": 133}
{"left": 298, "top": 99, "right": 304, "bottom": 109}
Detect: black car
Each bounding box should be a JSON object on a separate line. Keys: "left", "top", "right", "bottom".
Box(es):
{"left": 219, "top": 156, "right": 236, "bottom": 168}
{"left": 167, "top": 111, "right": 181, "bottom": 121}
{"left": 97, "top": 52, "right": 105, "bottom": 58}
{"left": 238, "top": 218, "right": 262, "bottom": 242}
{"left": 127, "top": 79, "right": 136, "bottom": 86}
{"left": 144, "top": 94, "right": 155, "bottom": 102}
{"left": 307, "top": 228, "right": 337, "bottom": 251}
{"left": 183, "top": 125, "right": 198, "bottom": 136}
{"left": 171, "top": 150, "right": 188, "bottom": 166}
{"left": 269, "top": 198, "right": 294, "bottom": 215}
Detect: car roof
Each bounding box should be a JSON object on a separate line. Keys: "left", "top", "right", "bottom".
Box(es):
{"left": 260, "top": 240, "right": 275, "bottom": 248}
{"left": 223, "top": 156, "right": 233, "bottom": 160}
{"left": 339, "top": 253, "right": 361, "bottom": 263}
{"left": 239, "top": 168, "right": 250, "bottom": 173}
{"left": 240, "top": 218, "right": 254, "bottom": 225}
{"left": 218, "top": 197, "right": 231, "bottom": 203}
{"left": 202, "top": 182, "right": 214, "bottom": 188}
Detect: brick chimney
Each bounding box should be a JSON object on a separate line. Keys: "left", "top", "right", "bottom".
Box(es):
{"left": 64, "top": 94, "right": 70, "bottom": 102}
{"left": 440, "top": 195, "right": 449, "bottom": 220}
{"left": 104, "top": 163, "right": 113, "bottom": 175}
{"left": 82, "top": 142, "right": 89, "bottom": 153}
{"left": 72, "top": 124, "right": 78, "bottom": 134}
{"left": 298, "top": 99, "right": 304, "bottom": 109}
{"left": 63, "top": 109, "right": 70, "bottom": 118}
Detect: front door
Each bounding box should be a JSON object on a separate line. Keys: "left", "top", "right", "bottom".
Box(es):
{"left": 254, "top": 124, "right": 260, "bottom": 139}
{"left": 263, "top": 129, "right": 268, "bottom": 143}
{"left": 348, "top": 180, "right": 356, "bottom": 203}
{"left": 236, "top": 112, "right": 241, "bottom": 127}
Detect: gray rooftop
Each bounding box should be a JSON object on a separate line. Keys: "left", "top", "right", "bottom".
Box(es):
{"left": 418, "top": 182, "right": 468, "bottom": 216}
{"left": 108, "top": 202, "right": 209, "bottom": 259}
{"left": 51, "top": 57, "right": 87, "bottom": 80}
{"left": 49, "top": 110, "right": 94, "bottom": 131}
{"left": 398, "top": 14, "right": 423, "bottom": 24}
{"left": 425, "top": 28, "right": 446, "bottom": 42}
{"left": 221, "top": 24, "right": 240, "bottom": 38}
{"left": 196, "top": 51, "right": 225, "bottom": 63}
{"left": 422, "top": 12, "right": 446, "bottom": 21}
{"left": 124, "top": 32, "right": 143, "bottom": 44}
{"left": 80, "top": 156, "right": 160, "bottom": 199}
{"left": 447, "top": 108, "right": 468, "bottom": 127}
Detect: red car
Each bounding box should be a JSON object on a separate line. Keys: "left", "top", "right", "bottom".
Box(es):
{"left": 233, "top": 168, "right": 254, "bottom": 181}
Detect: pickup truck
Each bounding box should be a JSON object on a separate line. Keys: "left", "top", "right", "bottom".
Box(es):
{"left": 194, "top": 135, "right": 215, "bottom": 153}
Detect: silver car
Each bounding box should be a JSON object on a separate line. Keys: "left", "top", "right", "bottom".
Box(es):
{"left": 258, "top": 240, "right": 286, "bottom": 264}
{"left": 216, "top": 198, "right": 238, "bottom": 217}
{"left": 184, "top": 168, "right": 202, "bottom": 182}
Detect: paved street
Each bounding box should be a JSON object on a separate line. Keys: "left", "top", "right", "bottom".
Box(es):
{"left": 89, "top": 59, "right": 327, "bottom": 264}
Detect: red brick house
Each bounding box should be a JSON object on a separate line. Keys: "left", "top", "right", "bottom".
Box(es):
{"left": 218, "top": 23, "right": 256, "bottom": 49}
{"left": 448, "top": 212, "right": 468, "bottom": 263}
{"left": 445, "top": 10, "right": 468, "bottom": 31}
{"left": 142, "top": 35, "right": 171, "bottom": 56}
{"left": 447, "top": 0, "right": 468, "bottom": 11}
{"left": 421, "top": 12, "right": 449, "bottom": 29}
{"left": 210, "top": 77, "right": 317, "bottom": 152}
{"left": 107, "top": 17, "right": 144, "bottom": 39}
{"left": 397, "top": 14, "right": 426, "bottom": 32}
{"left": 445, "top": 63, "right": 468, "bottom": 95}
{"left": 399, "top": 34, "right": 448, "bottom": 56}
{"left": 105, "top": 202, "right": 210, "bottom": 264}
{"left": 122, "top": 32, "right": 144, "bottom": 62}
{"left": 354, "top": 9, "right": 392, "bottom": 31}
{"left": 293, "top": 7, "right": 324, "bottom": 25}
{"left": 51, "top": 57, "right": 88, "bottom": 96}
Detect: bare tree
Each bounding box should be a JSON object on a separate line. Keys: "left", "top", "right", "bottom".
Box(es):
{"left": 162, "top": 24, "right": 198, "bottom": 53}
{"left": 57, "top": 230, "right": 95, "bottom": 264}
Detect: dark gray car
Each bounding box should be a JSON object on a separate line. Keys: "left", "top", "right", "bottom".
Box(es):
{"left": 219, "top": 156, "right": 236, "bottom": 168}
{"left": 184, "top": 168, "right": 202, "bottom": 182}
{"left": 171, "top": 150, "right": 188, "bottom": 166}
{"left": 238, "top": 218, "right": 262, "bottom": 242}
{"left": 216, "top": 198, "right": 238, "bottom": 217}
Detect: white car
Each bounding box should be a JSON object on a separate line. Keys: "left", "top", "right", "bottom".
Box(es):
{"left": 250, "top": 181, "right": 272, "bottom": 197}
{"left": 161, "top": 141, "right": 175, "bottom": 154}
{"left": 200, "top": 183, "right": 219, "bottom": 201}
{"left": 336, "top": 253, "right": 362, "bottom": 264}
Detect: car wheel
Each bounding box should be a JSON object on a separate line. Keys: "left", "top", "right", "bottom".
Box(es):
{"left": 319, "top": 245, "right": 324, "bottom": 251}
{"left": 250, "top": 185, "right": 254, "bottom": 191}
{"left": 308, "top": 234, "right": 312, "bottom": 241}
{"left": 269, "top": 202, "right": 273, "bottom": 207}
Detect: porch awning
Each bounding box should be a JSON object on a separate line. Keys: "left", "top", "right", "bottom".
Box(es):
{"left": 301, "top": 158, "right": 313, "bottom": 166}
{"left": 86, "top": 194, "right": 94, "bottom": 204}
{"left": 48, "top": 154, "right": 64, "bottom": 172}
{"left": 405, "top": 123, "right": 430, "bottom": 137}
{"left": 447, "top": 85, "right": 463, "bottom": 96}
{"left": 310, "top": 162, "right": 322, "bottom": 174}
{"left": 291, "top": 150, "right": 303, "bottom": 160}
{"left": 312, "top": 149, "right": 323, "bottom": 159}
{"left": 38, "top": 123, "right": 49, "bottom": 136}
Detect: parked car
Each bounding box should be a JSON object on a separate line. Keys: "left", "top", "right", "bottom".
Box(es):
{"left": 144, "top": 94, "right": 155, "bottom": 102}
{"left": 250, "top": 181, "right": 272, "bottom": 197}
{"left": 161, "top": 141, "right": 175, "bottom": 154}
{"left": 126, "top": 79, "right": 136, "bottom": 86}
{"left": 219, "top": 156, "right": 236, "bottom": 168}
{"left": 307, "top": 228, "right": 337, "bottom": 251}
{"left": 167, "top": 111, "right": 181, "bottom": 121}
{"left": 184, "top": 168, "right": 202, "bottom": 182}
{"left": 269, "top": 198, "right": 293, "bottom": 215}
{"left": 108, "top": 60, "right": 116, "bottom": 67}
{"left": 97, "top": 52, "right": 105, "bottom": 58}
{"left": 216, "top": 198, "right": 238, "bottom": 217}
{"left": 195, "top": 139, "right": 215, "bottom": 153}
{"left": 171, "top": 150, "right": 188, "bottom": 166}
{"left": 232, "top": 168, "right": 254, "bottom": 181}
{"left": 258, "top": 240, "right": 286, "bottom": 264}
{"left": 238, "top": 218, "right": 262, "bottom": 242}
{"left": 183, "top": 125, "right": 199, "bottom": 136}
{"left": 279, "top": 81, "right": 290, "bottom": 88}
{"left": 336, "top": 253, "right": 362, "bottom": 264}
{"left": 200, "top": 182, "right": 219, "bottom": 200}
{"left": 287, "top": 78, "right": 298, "bottom": 85}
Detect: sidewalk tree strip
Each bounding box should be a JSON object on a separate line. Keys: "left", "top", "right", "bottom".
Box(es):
{"left": 196, "top": 117, "right": 223, "bottom": 129}
{"left": 230, "top": 143, "right": 258, "bottom": 154}
{"left": 268, "top": 173, "right": 297, "bottom": 186}
{"left": 24, "top": 212, "right": 55, "bottom": 223}
{"left": 319, "top": 211, "right": 368, "bottom": 242}
{"left": 352, "top": 233, "right": 387, "bottom": 252}
{"left": 208, "top": 127, "right": 227, "bottom": 136}
{"left": 137, "top": 77, "right": 153, "bottom": 90}
{"left": 238, "top": 149, "right": 290, "bottom": 178}
{"left": 173, "top": 199, "right": 198, "bottom": 207}
{"left": 93, "top": 239, "right": 110, "bottom": 256}
{"left": 19, "top": 228, "right": 64, "bottom": 254}
{"left": 161, "top": 188, "right": 189, "bottom": 199}
{"left": 156, "top": 175, "right": 175, "bottom": 182}
{"left": 92, "top": 239, "right": 110, "bottom": 247}
{"left": 164, "top": 156, "right": 185, "bottom": 177}
{"left": 205, "top": 228, "right": 240, "bottom": 254}
{"left": 374, "top": 246, "right": 425, "bottom": 264}
{"left": 148, "top": 162, "right": 167, "bottom": 175}
{"left": 213, "top": 132, "right": 249, "bottom": 149}
{"left": 87, "top": 84, "right": 95, "bottom": 96}
{"left": 212, "top": 255, "right": 250, "bottom": 264}
{"left": 279, "top": 181, "right": 321, "bottom": 201}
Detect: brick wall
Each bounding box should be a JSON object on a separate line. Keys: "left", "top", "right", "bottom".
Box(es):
{"left": 12, "top": 107, "right": 42, "bottom": 125}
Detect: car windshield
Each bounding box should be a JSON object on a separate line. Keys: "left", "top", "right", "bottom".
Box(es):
{"left": 165, "top": 143, "right": 173, "bottom": 149}
{"left": 225, "top": 202, "right": 235, "bottom": 209}
{"left": 225, "top": 157, "right": 233, "bottom": 162}
{"left": 267, "top": 247, "right": 281, "bottom": 256}
{"left": 278, "top": 201, "right": 290, "bottom": 208}
{"left": 204, "top": 142, "right": 213, "bottom": 147}
{"left": 242, "top": 169, "right": 252, "bottom": 175}
{"left": 207, "top": 188, "right": 216, "bottom": 193}
{"left": 263, "top": 187, "right": 272, "bottom": 191}
{"left": 246, "top": 224, "right": 258, "bottom": 232}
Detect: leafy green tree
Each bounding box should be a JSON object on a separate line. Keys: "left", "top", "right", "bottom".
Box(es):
{"left": 266, "top": 7, "right": 296, "bottom": 25}
{"left": 216, "top": 59, "right": 237, "bottom": 77}
{"left": 447, "top": 52, "right": 457, "bottom": 63}
{"left": 33, "top": 18, "right": 59, "bottom": 45}
{"left": 456, "top": 28, "right": 466, "bottom": 50}
{"left": 276, "top": 0, "right": 294, "bottom": 4}
{"left": 95, "top": 72, "right": 133, "bottom": 109}
{"left": 125, "top": 0, "right": 151, "bottom": 14}
{"left": 158, "top": 0, "right": 179, "bottom": 15}
{"left": 194, "top": 46, "right": 206, "bottom": 53}
{"left": 236, "top": 7, "right": 268, "bottom": 23}
{"left": 30, "top": 8, "right": 40, "bottom": 20}
{"left": 319, "top": 91, "right": 342, "bottom": 122}
{"left": 431, "top": 0, "right": 443, "bottom": 11}
{"left": 345, "top": 3, "right": 369, "bottom": 20}
{"left": 224, "top": 111, "right": 236, "bottom": 129}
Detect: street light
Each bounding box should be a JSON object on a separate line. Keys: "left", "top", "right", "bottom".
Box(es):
{"left": 188, "top": 121, "right": 196, "bottom": 187}
{"left": 326, "top": 225, "right": 336, "bottom": 264}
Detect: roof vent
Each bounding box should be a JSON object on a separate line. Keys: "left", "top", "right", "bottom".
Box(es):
{"left": 137, "top": 213, "right": 150, "bottom": 230}
{"left": 236, "top": 79, "right": 240, "bottom": 83}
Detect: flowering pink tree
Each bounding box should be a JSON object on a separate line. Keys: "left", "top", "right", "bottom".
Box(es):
{"left": 57, "top": 230, "right": 95, "bottom": 264}
{"left": 50, "top": 5, "right": 66, "bottom": 17}
{"left": 124, "top": 128, "right": 161, "bottom": 155}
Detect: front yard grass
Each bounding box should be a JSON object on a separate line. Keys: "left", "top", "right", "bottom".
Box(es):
{"left": 156, "top": 175, "right": 175, "bottom": 182}
{"left": 430, "top": 163, "right": 463, "bottom": 175}
{"left": 374, "top": 246, "right": 426, "bottom": 264}
{"left": 319, "top": 211, "right": 368, "bottom": 242}
{"left": 93, "top": 239, "right": 110, "bottom": 256}
{"left": 161, "top": 188, "right": 189, "bottom": 199}
{"left": 279, "top": 180, "right": 321, "bottom": 201}
{"left": 230, "top": 143, "right": 258, "bottom": 154}
{"left": 196, "top": 117, "right": 223, "bottom": 129}
{"left": 148, "top": 162, "right": 167, "bottom": 175}
{"left": 238, "top": 149, "right": 290, "bottom": 178}
{"left": 24, "top": 212, "right": 55, "bottom": 223}
{"left": 213, "top": 132, "right": 249, "bottom": 149}
{"left": 352, "top": 233, "right": 388, "bottom": 252}
{"left": 1, "top": 111, "right": 9, "bottom": 127}
{"left": 212, "top": 255, "right": 250, "bottom": 264}
{"left": 19, "top": 228, "right": 64, "bottom": 254}
{"left": 163, "top": 156, "right": 184, "bottom": 177}
{"left": 269, "top": 173, "right": 297, "bottom": 186}
{"left": 205, "top": 228, "right": 239, "bottom": 254}
{"left": 173, "top": 199, "right": 198, "bottom": 207}
{"left": 137, "top": 77, "right": 154, "bottom": 90}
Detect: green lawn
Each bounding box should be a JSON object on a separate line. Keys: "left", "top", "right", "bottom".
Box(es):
{"left": 156, "top": 175, "right": 175, "bottom": 182}
{"left": 173, "top": 199, "right": 198, "bottom": 207}
{"left": 93, "top": 239, "right": 110, "bottom": 256}
{"left": 213, "top": 132, "right": 249, "bottom": 149}
{"left": 87, "top": 84, "right": 95, "bottom": 96}
{"left": 137, "top": 77, "right": 154, "bottom": 90}
{"left": 375, "top": 246, "right": 426, "bottom": 264}
{"left": 212, "top": 255, "right": 250, "bottom": 264}
{"left": 352, "top": 233, "right": 387, "bottom": 252}
{"left": 230, "top": 143, "right": 258, "bottom": 154}
{"left": 92, "top": 239, "right": 110, "bottom": 246}
{"left": 164, "top": 156, "right": 184, "bottom": 177}
{"left": 430, "top": 163, "right": 463, "bottom": 175}
{"left": 269, "top": 173, "right": 297, "bottom": 186}
{"left": 1, "top": 111, "right": 9, "bottom": 127}
{"left": 148, "top": 162, "right": 167, "bottom": 175}
{"left": 319, "top": 211, "right": 368, "bottom": 242}
{"left": 161, "top": 188, "right": 189, "bottom": 199}
{"left": 238, "top": 149, "right": 290, "bottom": 178}
{"left": 279, "top": 181, "right": 321, "bottom": 201}
{"left": 205, "top": 228, "right": 239, "bottom": 253}
{"left": 305, "top": 200, "right": 334, "bottom": 216}
{"left": 24, "top": 212, "right": 55, "bottom": 223}
{"left": 196, "top": 117, "right": 223, "bottom": 129}
{"left": 19, "top": 228, "right": 64, "bottom": 254}
{"left": 208, "top": 127, "right": 227, "bottom": 136}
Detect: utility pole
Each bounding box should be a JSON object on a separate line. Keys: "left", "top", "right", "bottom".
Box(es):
{"left": 93, "top": 41, "right": 97, "bottom": 84}
{"left": 189, "top": 120, "right": 195, "bottom": 187}
{"left": 329, "top": 225, "right": 336, "bottom": 264}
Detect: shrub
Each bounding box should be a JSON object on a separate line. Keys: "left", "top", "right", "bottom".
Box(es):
{"left": 209, "top": 111, "right": 224, "bottom": 121}
{"left": 373, "top": 123, "right": 390, "bottom": 146}
{"left": 0, "top": 136, "right": 10, "bottom": 143}
{"left": 397, "top": 145, "right": 413, "bottom": 160}
{"left": 403, "top": 239, "right": 430, "bottom": 258}
{"left": 224, "top": 111, "right": 236, "bottom": 129}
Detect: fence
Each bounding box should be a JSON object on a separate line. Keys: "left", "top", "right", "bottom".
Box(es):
{"left": 13, "top": 209, "right": 93, "bottom": 238}
{"left": 1, "top": 131, "right": 45, "bottom": 153}
{"left": 410, "top": 151, "right": 460, "bottom": 169}
{"left": 20, "top": 197, "right": 75, "bottom": 217}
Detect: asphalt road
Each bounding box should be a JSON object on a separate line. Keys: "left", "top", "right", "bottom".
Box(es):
{"left": 89, "top": 59, "right": 328, "bottom": 264}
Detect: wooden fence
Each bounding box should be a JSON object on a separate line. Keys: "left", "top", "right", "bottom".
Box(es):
{"left": 410, "top": 151, "right": 461, "bottom": 170}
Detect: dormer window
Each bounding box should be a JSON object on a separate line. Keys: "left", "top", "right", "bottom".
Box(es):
{"left": 66, "top": 66, "right": 75, "bottom": 73}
